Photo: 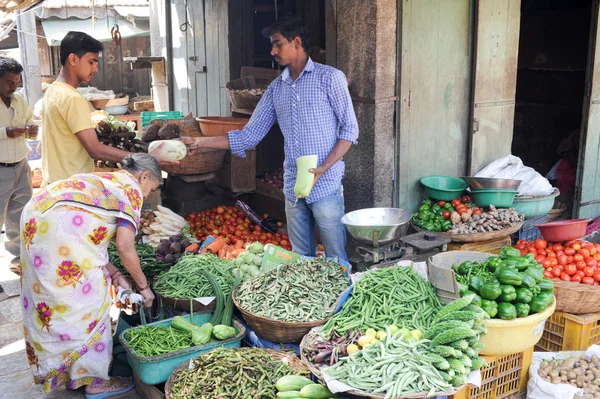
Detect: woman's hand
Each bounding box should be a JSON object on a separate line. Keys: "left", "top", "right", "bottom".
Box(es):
{"left": 140, "top": 287, "right": 155, "bottom": 308}
{"left": 114, "top": 274, "right": 132, "bottom": 290}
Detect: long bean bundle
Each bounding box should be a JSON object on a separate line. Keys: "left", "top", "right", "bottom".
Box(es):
{"left": 168, "top": 348, "right": 306, "bottom": 399}
{"left": 124, "top": 326, "right": 192, "bottom": 357}
{"left": 108, "top": 242, "right": 171, "bottom": 278}
{"left": 235, "top": 258, "right": 350, "bottom": 322}
{"left": 327, "top": 334, "right": 452, "bottom": 398}
{"left": 321, "top": 266, "right": 443, "bottom": 336}
{"left": 154, "top": 254, "right": 234, "bottom": 298}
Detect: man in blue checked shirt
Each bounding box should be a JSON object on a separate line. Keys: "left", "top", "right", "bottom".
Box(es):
{"left": 182, "top": 16, "right": 359, "bottom": 261}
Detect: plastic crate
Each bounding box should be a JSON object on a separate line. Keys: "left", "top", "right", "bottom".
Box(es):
{"left": 140, "top": 111, "right": 183, "bottom": 128}
{"left": 450, "top": 347, "right": 533, "bottom": 399}
{"left": 535, "top": 311, "right": 600, "bottom": 352}
{"left": 448, "top": 237, "right": 512, "bottom": 254}
{"left": 516, "top": 214, "right": 549, "bottom": 242}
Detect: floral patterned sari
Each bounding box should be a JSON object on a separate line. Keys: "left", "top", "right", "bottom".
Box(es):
{"left": 20, "top": 170, "right": 143, "bottom": 392}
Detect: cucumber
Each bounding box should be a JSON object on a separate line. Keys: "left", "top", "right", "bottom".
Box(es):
{"left": 275, "top": 375, "right": 314, "bottom": 392}
{"left": 299, "top": 384, "right": 333, "bottom": 399}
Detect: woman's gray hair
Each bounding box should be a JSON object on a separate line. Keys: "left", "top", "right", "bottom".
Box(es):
{"left": 121, "top": 153, "right": 162, "bottom": 183}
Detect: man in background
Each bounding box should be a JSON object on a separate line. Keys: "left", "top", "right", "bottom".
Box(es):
{"left": 0, "top": 56, "right": 38, "bottom": 271}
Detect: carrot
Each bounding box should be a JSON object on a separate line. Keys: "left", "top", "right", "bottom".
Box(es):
{"left": 186, "top": 243, "right": 199, "bottom": 253}
{"left": 205, "top": 237, "right": 225, "bottom": 254}
{"left": 225, "top": 251, "right": 235, "bottom": 261}
{"left": 230, "top": 248, "right": 245, "bottom": 258}
{"left": 235, "top": 240, "right": 244, "bottom": 249}
{"left": 218, "top": 247, "right": 227, "bottom": 259}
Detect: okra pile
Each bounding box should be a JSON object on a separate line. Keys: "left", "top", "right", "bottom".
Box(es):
{"left": 453, "top": 246, "right": 555, "bottom": 319}
{"left": 235, "top": 258, "right": 350, "bottom": 322}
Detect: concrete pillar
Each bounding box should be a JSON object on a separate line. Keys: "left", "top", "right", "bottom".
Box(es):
{"left": 336, "top": 0, "right": 397, "bottom": 212}
{"left": 149, "top": 0, "right": 170, "bottom": 111}
{"left": 16, "top": 12, "right": 42, "bottom": 107}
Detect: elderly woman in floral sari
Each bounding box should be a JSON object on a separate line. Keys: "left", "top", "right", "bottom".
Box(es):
{"left": 20, "top": 153, "right": 161, "bottom": 398}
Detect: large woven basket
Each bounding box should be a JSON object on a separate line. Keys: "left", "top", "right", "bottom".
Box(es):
{"left": 164, "top": 348, "right": 309, "bottom": 399}
{"left": 157, "top": 293, "right": 216, "bottom": 314}
{"left": 554, "top": 279, "right": 600, "bottom": 314}
{"left": 161, "top": 148, "right": 226, "bottom": 175}
{"left": 300, "top": 328, "right": 464, "bottom": 399}
{"left": 226, "top": 76, "right": 266, "bottom": 111}
{"left": 232, "top": 287, "right": 339, "bottom": 344}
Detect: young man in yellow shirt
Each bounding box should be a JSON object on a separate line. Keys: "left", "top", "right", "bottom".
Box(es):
{"left": 42, "top": 31, "right": 172, "bottom": 185}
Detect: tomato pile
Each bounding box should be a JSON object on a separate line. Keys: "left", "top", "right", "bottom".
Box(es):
{"left": 515, "top": 239, "right": 600, "bottom": 284}
{"left": 186, "top": 205, "right": 291, "bottom": 250}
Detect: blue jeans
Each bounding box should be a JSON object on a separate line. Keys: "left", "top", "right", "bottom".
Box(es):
{"left": 285, "top": 186, "right": 347, "bottom": 261}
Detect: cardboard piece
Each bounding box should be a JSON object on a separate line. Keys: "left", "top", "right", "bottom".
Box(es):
{"left": 427, "top": 251, "right": 494, "bottom": 303}
{"left": 261, "top": 244, "right": 301, "bottom": 272}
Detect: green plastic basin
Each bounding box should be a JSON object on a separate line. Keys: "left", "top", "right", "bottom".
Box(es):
{"left": 470, "top": 189, "right": 517, "bottom": 208}
{"left": 118, "top": 313, "right": 245, "bottom": 385}
{"left": 512, "top": 188, "right": 560, "bottom": 219}
{"left": 420, "top": 175, "right": 467, "bottom": 201}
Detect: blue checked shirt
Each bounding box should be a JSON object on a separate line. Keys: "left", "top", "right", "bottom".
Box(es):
{"left": 228, "top": 58, "right": 359, "bottom": 204}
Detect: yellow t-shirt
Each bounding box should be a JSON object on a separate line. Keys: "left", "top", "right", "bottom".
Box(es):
{"left": 42, "top": 82, "right": 94, "bottom": 184}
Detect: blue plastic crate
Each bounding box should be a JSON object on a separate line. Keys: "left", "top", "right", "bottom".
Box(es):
{"left": 517, "top": 214, "right": 548, "bottom": 241}
{"left": 140, "top": 111, "right": 184, "bottom": 128}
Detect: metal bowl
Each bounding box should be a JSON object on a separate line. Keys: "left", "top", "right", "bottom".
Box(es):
{"left": 463, "top": 177, "right": 522, "bottom": 191}
{"left": 341, "top": 208, "right": 413, "bottom": 247}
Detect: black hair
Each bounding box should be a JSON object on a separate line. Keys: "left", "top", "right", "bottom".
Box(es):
{"left": 262, "top": 15, "right": 309, "bottom": 51}
{"left": 0, "top": 57, "right": 23, "bottom": 78}
{"left": 60, "top": 31, "right": 103, "bottom": 66}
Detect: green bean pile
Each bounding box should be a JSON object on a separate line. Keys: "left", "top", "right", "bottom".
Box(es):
{"left": 124, "top": 326, "right": 192, "bottom": 357}
{"left": 154, "top": 254, "right": 234, "bottom": 299}
{"left": 327, "top": 334, "right": 452, "bottom": 398}
{"left": 108, "top": 242, "right": 172, "bottom": 278}
{"left": 169, "top": 348, "right": 307, "bottom": 399}
{"left": 321, "top": 266, "right": 443, "bottom": 336}
{"left": 235, "top": 258, "right": 350, "bottom": 322}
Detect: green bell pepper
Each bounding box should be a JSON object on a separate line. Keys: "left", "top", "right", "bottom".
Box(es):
{"left": 423, "top": 222, "right": 435, "bottom": 231}
{"left": 523, "top": 253, "right": 536, "bottom": 264}
{"left": 495, "top": 268, "right": 523, "bottom": 286}
{"left": 530, "top": 292, "right": 554, "bottom": 313}
{"left": 481, "top": 299, "right": 499, "bottom": 318}
{"left": 515, "top": 287, "right": 533, "bottom": 303}
{"left": 520, "top": 272, "right": 537, "bottom": 289}
{"left": 499, "top": 285, "right": 517, "bottom": 302}
{"left": 498, "top": 302, "right": 517, "bottom": 320}
{"left": 432, "top": 222, "right": 442, "bottom": 232}
{"left": 524, "top": 266, "right": 545, "bottom": 283}
{"left": 486, "top": 257, "right": 503, "bottom": 272}
{"left": 513, "top": 258, "right": 531, "bottom": 272}
{"left": 532, "top": 285, "right": 541, "bottom": 295}
{"left": 442, "top": 220, "right": 452, "bottom": 231}
{"left": 443, "top": 202, "right": 453, "bottom": 211}
{"left": 538, "top": 279, "right": 554, "bottom": 293}
{"left": 459, "top": 283, "right": 470, "bottom": 296}
{"left": 432, "top": 204, "right": 442, "bottom": 213}
{"left": 499, "top": 246, "right": 521, "bottom": 259}
{"left": 480, "top": 283, "right": 502, "bottom": 300}
{"left": 462, "top": 290, "right": 482, "bottom": 307}
{"left": 469, "top": 275, "right": 485, "bottom": 293}
{"left": 419, "top": 204, "right": 431, "bottom": 212}
{"left": 455, "top": 261, "right": 475, "bottom": 276}
{"left": 515, "top": 303, "right": 530, "bottom": 318}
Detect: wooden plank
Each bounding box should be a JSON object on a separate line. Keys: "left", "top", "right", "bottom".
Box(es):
{"left": 135, "top": 36, "right": 152, "bottom": 96}
{"left": 397, "top": 0, "right": 473, "bottom": 211}
{"left": 576, "top": 0, "right": 600, "bottom": 219}
{"left": 102, "top": 42, "right": 124, "bottom": 93}
{"left": 171, "top": 0, "right": 191, "bottom": 114}
{"left": 469, "top": 0, "right": 521, "bottom": 175}
{"left": 325, "top": 0, "right": 337, "bottom": 67}
{"left": 214, "top": 148, "right": 257, "bottom": 193}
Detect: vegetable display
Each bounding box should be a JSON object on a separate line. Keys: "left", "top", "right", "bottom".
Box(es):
{"left": 235, "top": 258, "right": 350, "bottom": 322}
{"left": 154, "top": 254, "right": 234, "bottom": 299}
{"left": 232, "top": 242, "right": 265, "bottom": 280}
{"left": 515, "top": 238, "right": 600, "bottom": 284}
{"left": 321, "top": 266, "right": 444, "bottom": 336}
{"left": 186, "top": 205, "right": 290, "bottom": 249}
{"left": 143, "top": 205, "right": 188, "bottom": 248}
{"left": 453, "top": 246, "right": 555, "bottom": 319}
{"left": 258, "top": 168, "right": 284, "bottom": 189}
{"left": 303, "top": 329, "right": 362, "bottom": 366}
{"left": 93, "top": 111, "right": 147, "bottom": 168}
{"left": 167, "top": 348, "right": 308, "bottom": 399}
{"left": 447, "top": 205, "right": 523, "bottom": 235}
{"left": 537, "top": 354, "right": 600, "bottom": 398}
{"left": 107, "top": 242, "right": 171, "bottom": 279}
{"left": 124, "top": 326, "right": 192, "bottom": 357}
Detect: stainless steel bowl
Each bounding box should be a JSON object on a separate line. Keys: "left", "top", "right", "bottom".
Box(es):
{"left": 463, "top": 177, "right": 522, "bottom": 191}
{"left": 341, "top": 208, "right": 413, "bottom": 247}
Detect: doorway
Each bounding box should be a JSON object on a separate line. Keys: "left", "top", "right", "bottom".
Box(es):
{"left": 512, "top": 0, "right": 592, "bottom": 213}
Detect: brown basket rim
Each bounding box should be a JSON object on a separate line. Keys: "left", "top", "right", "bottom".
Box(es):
{"left": 553, "top": 279, "right": 600, "bottom": 292}
{"left": 554, "top": 279, "right": 600, "bottom": 314}
{"left": 299, "top": 328, "right": 464, "bottom": 399}
{"left": 412, "top": 220, "right": 524, "bottom": 243}
{"left": 156, "top": 292, "right": 216, "bottom": 312}
{"left": 164, "top": 347, "right": 309, "bottom": 399}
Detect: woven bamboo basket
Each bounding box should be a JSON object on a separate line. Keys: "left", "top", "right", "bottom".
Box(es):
{"left": 161, "top": 148, "right": 226, "bottom": 175}
{"left": 157, "top": 293, "right": 216, "bottom": 313}
{"left": 554, "top": 279, "right": 600, "bottom": 314}
{"left": 300, "top": 329, "right": 464, "bottom": 399}
{"left": 232, "top": 286, "right": 340, "bottom": 344}
{"left": 412, "top": 221, "right": 524, "bottom": 243}
{"left": 225, "top": 76, "right": 266, "bottom": 110}
{"left": 164, "top": 348, "right": 309, "bottom": 399}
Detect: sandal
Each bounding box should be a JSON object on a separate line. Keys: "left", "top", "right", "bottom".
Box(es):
{"left": 84, "top": 377, "right": 134, "bottom": 399}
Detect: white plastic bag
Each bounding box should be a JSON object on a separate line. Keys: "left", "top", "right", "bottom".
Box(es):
{"left": 527, "top": 345, "right": 600, "bottom": 399}
{"left": 475, "top": 155, "right": 554, "bottom": 196}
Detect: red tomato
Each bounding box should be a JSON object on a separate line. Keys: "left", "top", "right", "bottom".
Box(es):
{"left": 564, "top": 264, "right": 577, "bottom": 276}
{"left": 552, "top": 244, "right": 564, "bottom": 252}
{"left": 280, "top": 240, "right": 289, "bottom": 246}
{"left": 461, "top": 195, "right": 471, "bottom": 203}
{"left": 561, "top": 274, "right": 571, "bottom": 281}
{"left": 573, "top": 243, "right": 582, "bottom": 251}
{"left": 584, "top": 267, "right": 595, "bottom": 277}
{"left": 564, "top": 248, "right": 576, "bottom": 256}
{"left": 541, "top": 259, "right": 551, "bottom": 268}
{"left": 574, "top": 254, "right": 584, "bottom": 263}
{"left": 550, "top": 258, "right": 559, "bottom": 267}
{"left": 451, "top": 199, "right": 461, "bottom": 207}
{"left": 544, "top": 271, "right": 553, "bottom": 278}
{"left": 253, "top": 225, "right": 262, "bottom": 232}
{"left": 582, "top": 277, "right": 595, "bottom": 285}
{"left": 558, "top": 254, "right": 568, "bottom": 266}
{"left": 472, "top": 208, "right": 483, "bottom": 215}
{"left": 572, "top": 275, "right": 582, "bottom": 283}
{"left": 442, "top": 211, "right": 451, "bottom": 219}
{"left": 535, "top": 255, "right": 546, "bottom": 263}
{"left": 534, "top": 238, "right": 548, "bottom": 250}
{"left": 580, "top": 248, "right": 591, "bottom": 259}
{"left": 588, "top": 259, "right": 598, "bottom": 268}
{"left": 537, "top": 249, "right": 547, "bottom": 256}
{"left": 437, "top": 201, "right": 446, "bottom": 207}
{"left": 551, "top": 267, "right": 562, "bottom": 277}
{"left": 578, "top": 270, "right": 586, "bottom": 278}
{"left": 594, "top": 272, "right": 600, "bottom": 282}
{"left": 216, "top": 206, "right": 225, "bottom": 215}
{"left": 547, "top": 252, "right": 557, "bottom": 258}
{"left": 555, "top": 250, "right": 564, "bottom": 258}
{"left": 516, "top": 242, "right": 526, "bottom": 250}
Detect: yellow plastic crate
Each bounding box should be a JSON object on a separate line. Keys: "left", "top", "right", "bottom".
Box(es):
{"left": 535, "top": 311, "right": 600, "bottom": 352}
{"left": 451, "top": 347, "right": 532, "bottom": 399}
{"left": 447, "top": 237, "right": 512, "bottom": 255}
